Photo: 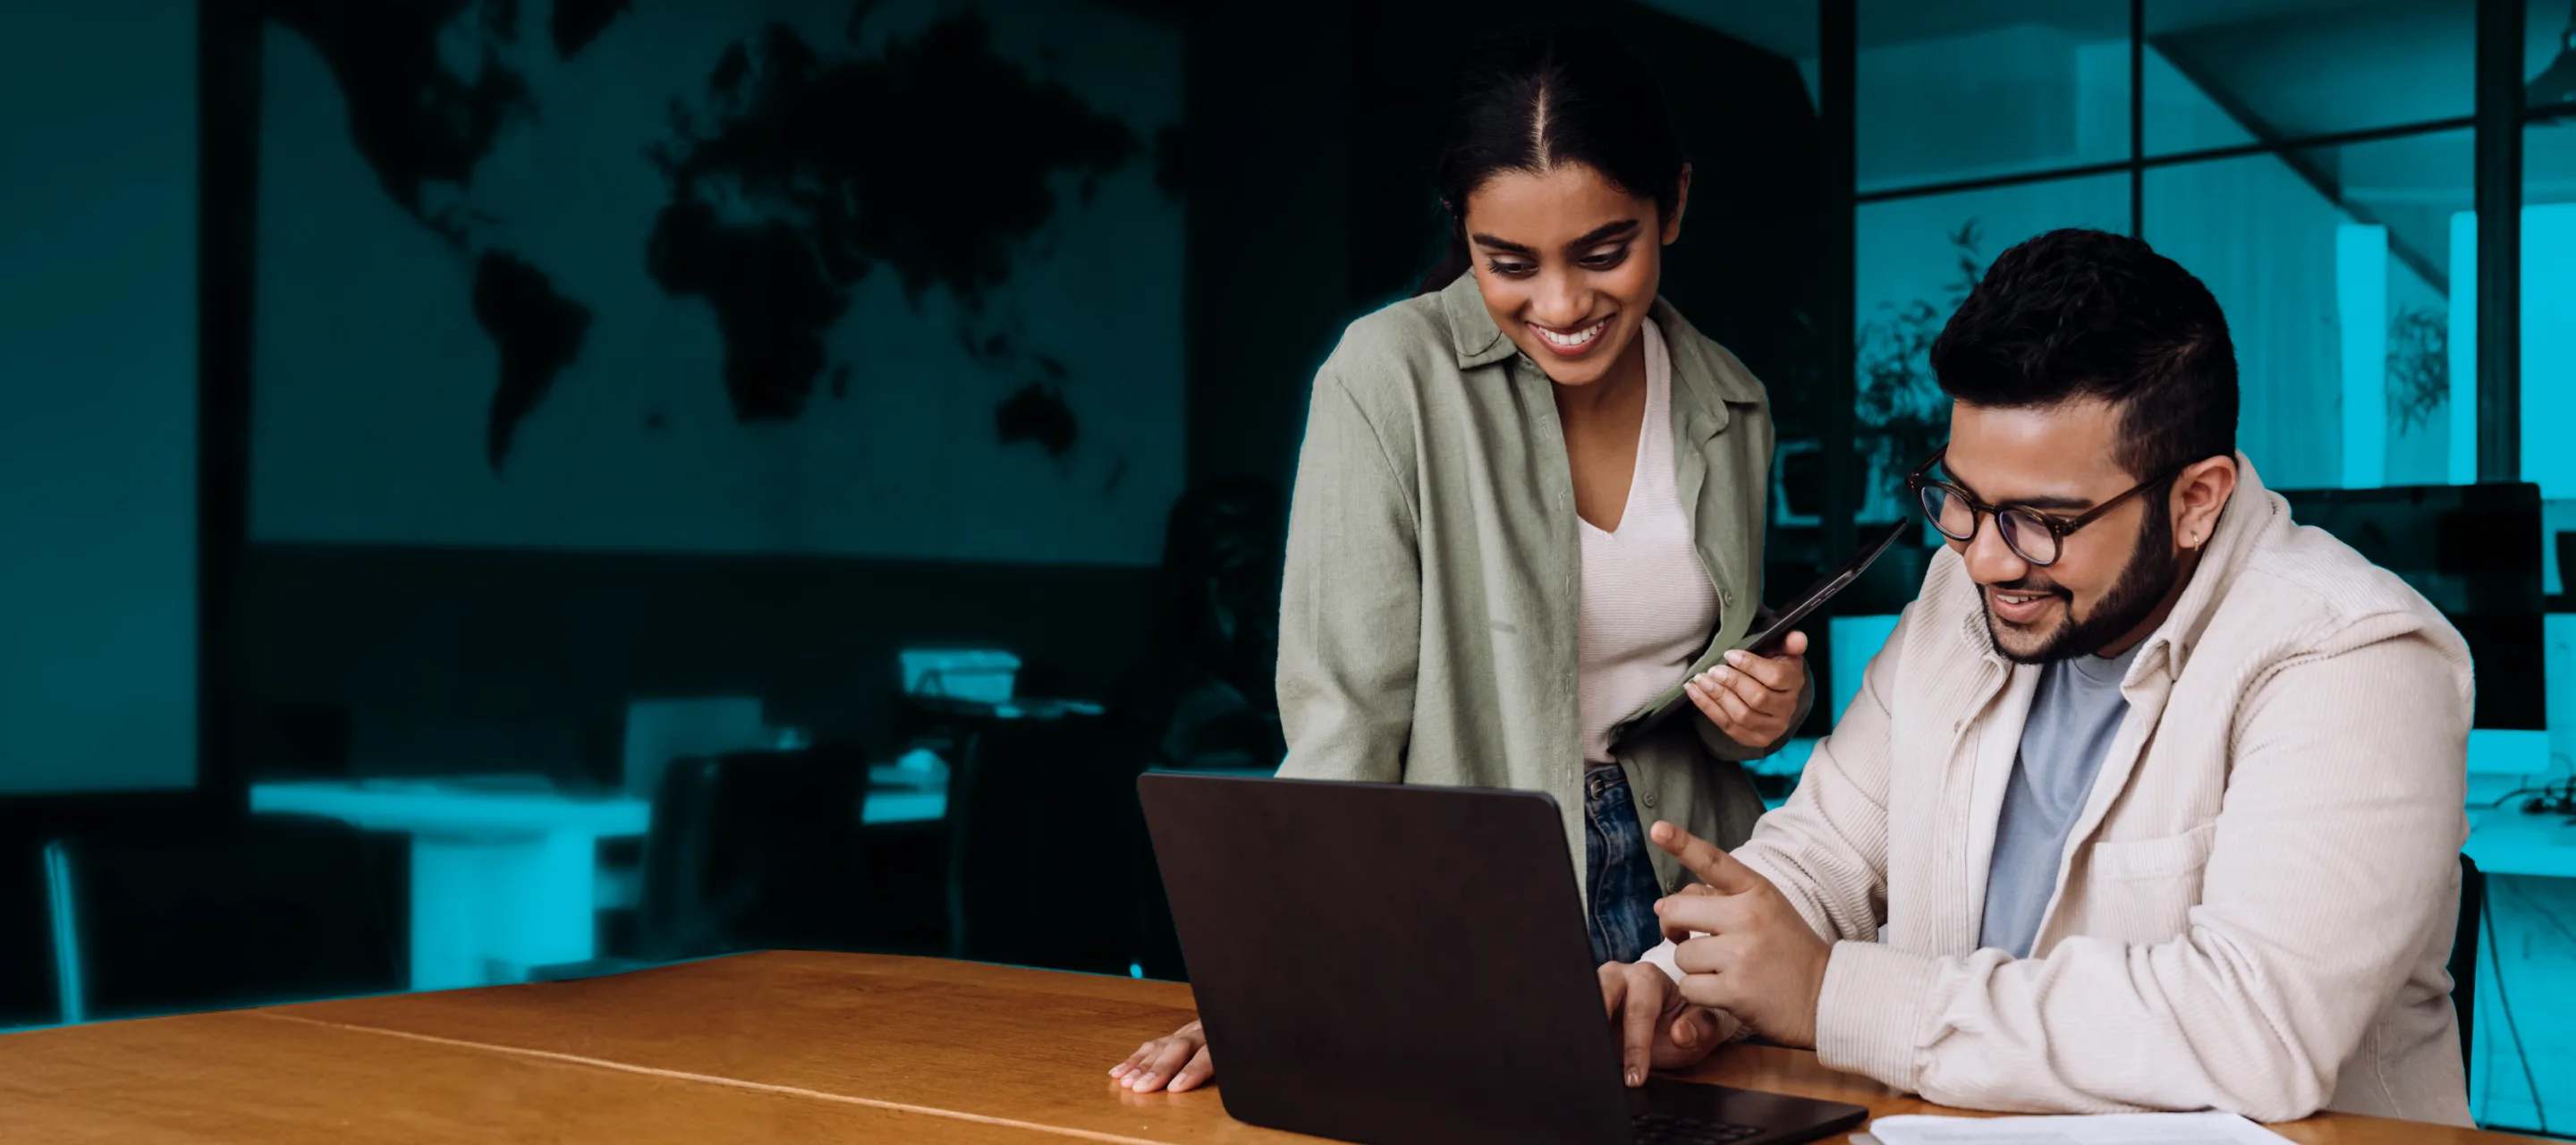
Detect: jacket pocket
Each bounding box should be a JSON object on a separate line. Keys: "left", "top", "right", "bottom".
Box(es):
{"left": 2088, "top": 822, "right": 2218, "bottom": 881}
{"left": 2063, "top": 823, "right": 2218, "bottom": 947}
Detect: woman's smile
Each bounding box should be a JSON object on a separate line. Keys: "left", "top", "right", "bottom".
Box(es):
{"left": 1530, "top": 315, "right": 1614, "bottom": 357}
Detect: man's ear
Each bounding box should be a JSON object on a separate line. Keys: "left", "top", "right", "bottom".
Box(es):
{"left": 2172, "top": 454, "right": 2238, "bottom": 548}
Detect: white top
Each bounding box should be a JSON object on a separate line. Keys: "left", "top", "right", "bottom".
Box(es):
{"left": 1576, "top": 319, "right": 1720, "bottom": 764}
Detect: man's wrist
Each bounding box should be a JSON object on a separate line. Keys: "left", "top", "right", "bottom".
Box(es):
{"left": 1811, "top": 940, "right": 1941, "bottom": 1092}
{"left": 1787, "top": 936, "right": 1837, "bottom": 1048}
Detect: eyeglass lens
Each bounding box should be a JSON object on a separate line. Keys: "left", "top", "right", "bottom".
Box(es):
{"left": 1918, "top": 485, "right": 2060, "bottom": 564}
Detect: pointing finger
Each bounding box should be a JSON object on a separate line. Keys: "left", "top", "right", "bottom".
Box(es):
{"left": 1648, "top": 821, "right": 1765, "bottom": 895}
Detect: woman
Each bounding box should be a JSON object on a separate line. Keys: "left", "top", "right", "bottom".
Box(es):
{"left": 1113, "top": 22, "right": 1809, "bottom": 1094}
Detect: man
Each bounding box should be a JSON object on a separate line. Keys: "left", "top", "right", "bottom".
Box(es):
{"left": 1612, "top": 228, "right": 2473, "bottom": 1124}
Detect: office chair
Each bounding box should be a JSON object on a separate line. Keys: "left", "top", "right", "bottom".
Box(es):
{"left": 680, "top": 747, "right": 870, "bottom": 954}
{"left": 2449, "top": 852, "right": 2485, "bottom": 1081}
{"left": 619, "top": 696, "right": 767, "bottom": 801}
{"left": 47, "top": 814, "right": 402, "bottom": 1022}
{"left": 946, "top": 710, "right": 1148, "bottom": 974}
{"left": 538, "top": 746, "right": 869, "bottom": 980}
{"left": 0, "top": 838, "right": 56, "bottom": 1026}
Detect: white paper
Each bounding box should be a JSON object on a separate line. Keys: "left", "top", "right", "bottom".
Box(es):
{"left": 1863, "top": 1111, "right": 2292, "bottom": 1145}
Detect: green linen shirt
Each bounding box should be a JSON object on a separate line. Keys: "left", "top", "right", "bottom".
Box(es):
{"left": 1275, "top": 271, "right": 1804, "bottom": 903}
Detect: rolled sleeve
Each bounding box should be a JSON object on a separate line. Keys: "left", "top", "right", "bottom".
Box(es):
{"left": 1813, "top": 940, "right": 1944, "bottom": 1094}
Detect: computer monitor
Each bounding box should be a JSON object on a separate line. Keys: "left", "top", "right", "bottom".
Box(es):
{"left": 2276, "top": 482, "right": 2541, "bottom": 729}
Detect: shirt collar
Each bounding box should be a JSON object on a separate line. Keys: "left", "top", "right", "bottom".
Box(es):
{"left": 1436, "top": 270, "right": 1520, "bottom": 369}
{"left": 2121, "top": 452, "right": 2268, "bottom": 683}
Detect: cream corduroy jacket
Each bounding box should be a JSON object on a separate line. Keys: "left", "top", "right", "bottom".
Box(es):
{"left": 1653, "top": 456, "right": 2473, "bottom": 1125}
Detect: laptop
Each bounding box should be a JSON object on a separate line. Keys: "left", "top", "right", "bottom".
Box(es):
{"left": 1137, "top": 772, "right": 1869, "bottom": 1145}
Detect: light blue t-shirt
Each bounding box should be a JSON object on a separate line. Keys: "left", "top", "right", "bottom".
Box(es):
{"left": 1979, "top": 642, "right": 2140, "bottom": 958}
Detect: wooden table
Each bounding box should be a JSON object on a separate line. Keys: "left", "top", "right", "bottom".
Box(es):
{"left": 0, "top": 951, "right": 2542, "bottom": 1143}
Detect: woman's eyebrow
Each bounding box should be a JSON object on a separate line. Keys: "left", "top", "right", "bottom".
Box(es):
{"left": 1566, "top": 219, "right": 1640, "bottom": 248}
{"left": 1467, "top": 219, "right": 1641, "bottom": 258}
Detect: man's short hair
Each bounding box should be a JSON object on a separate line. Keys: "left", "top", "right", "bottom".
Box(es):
{"left": 1929, "top": 227, "right": 2239, "bottom": 481}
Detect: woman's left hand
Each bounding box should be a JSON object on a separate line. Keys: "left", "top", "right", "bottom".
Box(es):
{"left": 1683, "top": 631, "right": 1808, "bottom": 750}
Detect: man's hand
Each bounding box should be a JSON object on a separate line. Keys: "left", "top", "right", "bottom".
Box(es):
{"left": 1648, "top": 821, "right": 1833, "bottom": 1049}
{"left": 1685, "top": 632, "right": 1809, "bottom": 749}
{"left": 1109, "top": 1020, "right": 1213, "bottom": 1093}
{"left": 1598, "top": 961, "right": 1733, "bottom": 1086}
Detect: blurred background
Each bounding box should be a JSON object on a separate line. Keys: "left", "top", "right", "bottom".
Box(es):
{"left": 1, "top": 0, "right": 2571, "bottom": 1134}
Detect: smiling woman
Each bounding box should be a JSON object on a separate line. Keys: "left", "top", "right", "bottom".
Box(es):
{"left": 1108, "top": 22, "right": 1811, "bottom": 1096}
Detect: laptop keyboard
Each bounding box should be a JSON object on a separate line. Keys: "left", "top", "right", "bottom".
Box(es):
{"left": 1631, "top": 1112, "right": 1766, "bottom": 1143}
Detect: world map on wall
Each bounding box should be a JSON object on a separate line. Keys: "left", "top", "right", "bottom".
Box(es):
{"left": 266, "top": 0, "right": 1169, "bottom": 471}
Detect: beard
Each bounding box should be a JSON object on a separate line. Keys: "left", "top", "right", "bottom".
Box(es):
{"left": 1981, "top": 501, "right": 2180, "bottom": 666}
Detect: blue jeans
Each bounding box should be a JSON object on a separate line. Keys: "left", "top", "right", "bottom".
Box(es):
{"left": 1583, "top": 764, "right": 1666, "bottom": 966}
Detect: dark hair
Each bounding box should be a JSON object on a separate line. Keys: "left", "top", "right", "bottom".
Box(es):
{"left": 1929, "top": 228, "right": 2239, "bottom": 481}
{"left": 1413, "top": 24, "right": 1688, "bottom": 295}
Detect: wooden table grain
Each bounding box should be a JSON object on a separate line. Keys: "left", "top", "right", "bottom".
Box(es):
{"left": 0, "top": 1006, "right": 1038, "bottom": 1142}
{"left": 0, "top": 950, "right": 2544, "bottom": 1143}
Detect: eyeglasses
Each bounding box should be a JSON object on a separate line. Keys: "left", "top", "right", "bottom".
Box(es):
{"left": 1903, "top": 447, "right": 2178, "bottom": 567}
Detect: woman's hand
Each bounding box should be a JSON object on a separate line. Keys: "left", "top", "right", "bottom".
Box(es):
{"left": 1599, "top": 960, "right": 1733, "bottom": 1085}
{"left": 1683, "top": 631, "right": 1808, "bottom": 749}
{"left": 1110, "top": 1020, "right": 1214, "bottom": 1093}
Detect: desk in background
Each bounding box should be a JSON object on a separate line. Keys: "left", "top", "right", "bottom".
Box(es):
{"left": 250, "top": 781, "right": 650, "bottom": 992}
{"left": 0, "top": 951, "right": 2536, "bottom": 1142}
{"left": 252, "top": 774, "right": 952, "bottom": 991}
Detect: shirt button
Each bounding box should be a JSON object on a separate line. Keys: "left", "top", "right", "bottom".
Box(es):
{"left": 1722, "top": 589, "right": 1735, "bottom": 606}
{"left": 1641, "top": 792, "right": 1658, "bottom": 809}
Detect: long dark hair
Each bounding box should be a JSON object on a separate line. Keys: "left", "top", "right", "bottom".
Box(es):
{"left": 1414, "top": 24, "right": 1689, "bottom": 296}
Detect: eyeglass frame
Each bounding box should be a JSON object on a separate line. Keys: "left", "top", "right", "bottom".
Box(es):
{"left": 1902, "top": 447, "right": 2182, "bottom": 567}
